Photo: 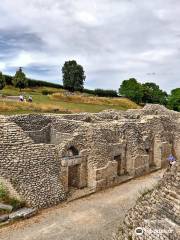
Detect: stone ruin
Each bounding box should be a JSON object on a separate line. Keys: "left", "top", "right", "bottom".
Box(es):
{"left": 115, "top": 163, "right": 180, "bottom": 240}
{"left": 0, "top": 104, "right": 179, "bottom": 209}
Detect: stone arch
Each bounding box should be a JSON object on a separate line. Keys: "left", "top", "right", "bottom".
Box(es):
{"left": 67, "top": 146, "right": 79, "bottom": 157}
{"left": 59, "top": 136, "right": 88, "bottom": 192}
{"left": 59, "top": 133, "right": 88, "bottom": 158}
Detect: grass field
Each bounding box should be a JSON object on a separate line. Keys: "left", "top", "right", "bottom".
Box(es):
{"left": 0, "top": 86, "right": 140, "bottom": 115}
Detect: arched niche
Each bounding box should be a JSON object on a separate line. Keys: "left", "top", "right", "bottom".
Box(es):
{"left": 66, "top": 146, "right": 79, "bottom": 157}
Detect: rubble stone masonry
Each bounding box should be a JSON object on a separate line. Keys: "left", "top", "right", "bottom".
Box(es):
{"left": 0, "top": 104, "right": 179, "bottom": 210}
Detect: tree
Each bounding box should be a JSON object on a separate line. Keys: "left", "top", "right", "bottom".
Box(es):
{"left": 12, "top": 67, "right": 28, "bottom": 91}
{"left": 62, "top": 60, "right": 86, "bottom": 92}
{"left": 119, "top": 78, "right": 143, "bottom": 103}
{"left": 0, "top": 72, "right": 5, "bottom": 90}
{"left": 142, "top": 82, "right": 168, "bottom": 105}
{"left": 168, "top": 88, "right": 180, "bottom": 112}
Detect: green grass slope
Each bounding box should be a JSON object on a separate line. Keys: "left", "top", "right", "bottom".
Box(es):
{"left": 0, "top": 86, "right": 140, "bottom": 115}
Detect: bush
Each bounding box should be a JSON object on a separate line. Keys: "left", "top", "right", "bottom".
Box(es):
{"left": 4, "top": 74, "right": 64, "bottom": 89}
{"left": 42, "top": 89, "right": 54, "bottom": 95}
{"left": 28, "top": 79, "right": 64, "bottom": 89}
{"left": 0, "top": 183, "right": 8, "bottom": 201}
{"left": 8, "top": 198, "right": 26, "bottom": 211}
{"left": 83, "top": 88, "right": 95, "bottom": 95}
{"left": 94, "top": 89, "right": 118, "bottom": 97}
{"left": 168, "top": 88, "right": 180, "bottom": 112}
{"left": 0, "top": 182, "right": 25, "bottom": 211}
{"left": 4, "top": 75, "right": 13, "bottom": 85}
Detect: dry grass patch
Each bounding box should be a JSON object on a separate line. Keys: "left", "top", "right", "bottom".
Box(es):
{"left": 50, "top": 93, "right": 139, "bottom": 109}
{"left": 0, "top": 101, "right": 73, "bottom": 114}
{"left": 0, "top": 183, "right": 25, "bottom": 214}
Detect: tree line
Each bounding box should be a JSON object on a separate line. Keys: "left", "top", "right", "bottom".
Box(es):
{"left": 0, "top": 60, "right": 179, "bottom": 111}
{"left": 119, "top": 78, "right": 179, "bottom": 111}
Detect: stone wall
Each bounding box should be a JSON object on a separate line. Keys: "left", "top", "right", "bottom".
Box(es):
{"left": 115, "top": 163, "right": 180, "bottom": 240}
{"left": 8, "top": 114, "right": 52, "bottom": 131}
{"left": 0, "top": 104, "right": 179, "bottom": 209}
{"left": 25, "top": 124, "right": 51, "bottom": 144}
{"left": 0, "top": 142, "right": 66, "bottom": 208}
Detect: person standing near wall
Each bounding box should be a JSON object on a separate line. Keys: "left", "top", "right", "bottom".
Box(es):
{"left": 167, "top": 154, "right": 176, "bottom": 168}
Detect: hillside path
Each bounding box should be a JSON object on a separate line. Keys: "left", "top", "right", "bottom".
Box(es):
{"left": 0, "top": 170, "right": 164, "bottom": 240}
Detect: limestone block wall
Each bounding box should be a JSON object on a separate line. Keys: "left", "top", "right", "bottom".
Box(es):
{"left": 0, "top": 143, "right": 66, "bottom": 208}
{"left": 0, "top": 105, "right": 179, "bottom": 209}
{"left": 51, "top": 119, "right": 87, "bottom": 134}
{"left": 0, "top": 116, "right": 33, "bottom": 145}
{"left": 50, "top": 129, "right": 72, "bottom": 145}
{"left": 116, "top": 163, "right": 180, "bottom": 240}
{"left": 25, "top": 124, "right": 51, "bottom": 143}
{"left": 95, "top": 161, "right": 118, "bottom": 191}
{"left": 134, "top": 155, "right": 149, "bottom": 176}
{"left": 60, "top": 156, "right": 87, "bottom": 191}
{"left": 174, "top": 132, "right": 180, "bottom": 159}
{"left": 8, "top": 114, "right": 52, "bottom": 131}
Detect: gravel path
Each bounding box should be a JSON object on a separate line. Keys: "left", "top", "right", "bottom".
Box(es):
{"left": 0, "top": 170, "right": 164, "bottom": 240}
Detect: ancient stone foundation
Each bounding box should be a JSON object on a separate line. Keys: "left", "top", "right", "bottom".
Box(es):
{"left": 0, "top": 104, "right": 180, "bottom": 208}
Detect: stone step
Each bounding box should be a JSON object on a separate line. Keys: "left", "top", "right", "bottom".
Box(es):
{"left": 0, "top": 214, "right": 9, "bottom": 223}
{"left": 0, "top": 203, "right": 13, "bottom": 212}
{"left": 9, "top": 208, "right": 37, "bottom": 221}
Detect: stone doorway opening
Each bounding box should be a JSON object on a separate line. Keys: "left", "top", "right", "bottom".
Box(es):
{"left": 114, "top": 155, "right": 122, "bottom": 176}
{"left": 68, "top": 164, "right": 80, "bottom": 188}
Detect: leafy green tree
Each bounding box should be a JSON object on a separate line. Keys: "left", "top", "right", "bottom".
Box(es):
{"left": 62, "top": 60, "right": 86, "bottom": 92}
{"left": 142, "top": 82, "right": 168, "bottom": 105}
{"left": 119, "top": 78, "right": 143, "bottom": 103}
{"left": 168, "top": 88, "right": 180, "bottom": 111}
{"left": 0, "top": 72, "right": 5, "bottom": 90}
{"left": 12, "top": 67, "right": 28, "bottom": 91}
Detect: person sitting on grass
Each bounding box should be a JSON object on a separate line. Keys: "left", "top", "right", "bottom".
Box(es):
{"left": 19, "top": 95, "right": 24, "bottom": 102}
{"left": 28, "top": 96, "right": 32, "bottom": 102}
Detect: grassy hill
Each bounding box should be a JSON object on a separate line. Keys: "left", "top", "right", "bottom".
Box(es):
{"left": 0, "top": 85, "right": 140, "bottom": 115}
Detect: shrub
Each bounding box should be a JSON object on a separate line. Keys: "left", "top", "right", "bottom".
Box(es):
{"left": 4, "top": 74, "right": 64, "bottom": 89}
{"left": 83, "top": 88, "right": 95, "bottom": 95}
{"left": 8, "top": 198, "right": 26, "bottom": 211}
{"left": 94, "top": 88, "right": 118, "bottom": 97}
{"left": 4, "top": 75, "right": 13, "bottom": 85}
{"left": 0, "top": 72, "right": 6, "bottom": 90}
{"left": 0, "top": 183, "right": 8, "bottom": 201}
{"left": 0, "top": 182, "right": 26, "bottom": 211}
{"left": 42, "top": 89, "right": 54, "bottom": 95}
{"left": 28, "top": 79, "right": 64, "bottom": 89}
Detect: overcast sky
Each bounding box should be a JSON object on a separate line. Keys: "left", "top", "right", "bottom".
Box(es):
{"left": 0, "top": 0, "right": 180, "bottom": 92}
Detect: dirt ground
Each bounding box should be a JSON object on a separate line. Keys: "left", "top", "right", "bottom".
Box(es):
{"left": 0, "top": 170, "right": 164, "bottom": 240}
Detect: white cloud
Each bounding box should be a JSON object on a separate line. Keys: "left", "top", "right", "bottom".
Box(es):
{"left": 0, "top": 62, "right": 6, "bottom": 71}
{"left": 0, "top": 0, "right": 180, "bottom": 92}
{"left": 10, "top": 51, "right": 33, "bottom": 67}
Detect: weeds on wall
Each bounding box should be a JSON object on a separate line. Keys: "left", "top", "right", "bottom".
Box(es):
{"left": 0, "top": 183, "right": 26, "bottom": 213}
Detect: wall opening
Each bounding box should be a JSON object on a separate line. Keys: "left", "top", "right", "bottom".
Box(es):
{"left": 114, "top": 155, "right": 122, "bottom": 176}
{"left": 148, "top": 147, "right": 156, "bottom": 168}
{"left": 67, "top": 146, "right": 79, "bottom": 157}
{"left": 68, "top": 165, "right": 80, "bottom": 188}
